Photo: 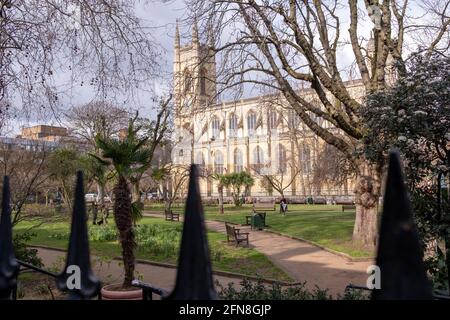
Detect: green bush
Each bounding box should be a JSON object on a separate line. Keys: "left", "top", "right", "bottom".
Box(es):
{"left": 46, "top": 223, "right": 183, "bottom": 258}
{"left": 88, "top": 225, "right": 118, "bottom": 241}
{"left": 13, "top": 232, "right": 43, "bottom": 267}
{"left": 49, "top": 232, "right": 69, "bottom": 240}
{"left": 135, "top": 224, "right": 181, "bottom": 257}
{"left": 216, "top": 278, "right": 371, "bottom": 300}
{"left": 216, "top": 279, "right": 332, "bottom": 300}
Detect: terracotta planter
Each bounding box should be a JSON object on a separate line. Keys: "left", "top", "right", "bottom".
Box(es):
{"left": 101, "top": 283, "right": 143, "bottom": 300}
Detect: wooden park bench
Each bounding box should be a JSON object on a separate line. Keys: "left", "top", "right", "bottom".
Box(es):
{"left": 342, "top": 204, "right": 356, "bottom": 212}
{"left": 165, "top": 209, "right": 180, "bottom": 222}
{"left": 253, "top": 202, "right": 275, "bottom": 212}
{"left": 225, "top": 223, "right": 249, "bottom": 247}
{"left": 203, "top": 198, "right": 218, "bottom": 207}
{"left": 313, "top": 197, "right": 327, "bottom": 205}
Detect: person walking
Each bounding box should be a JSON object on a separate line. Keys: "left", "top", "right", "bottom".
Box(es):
{"left": 280, "top": 197, "right": 288, "bottom": 215}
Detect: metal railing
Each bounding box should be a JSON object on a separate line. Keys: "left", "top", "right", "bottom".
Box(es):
{"left": 131, "top": 280, "right": 168, "bottom": 300}
{"left": 0, "top": 151, "right": 448, "bottom": 299}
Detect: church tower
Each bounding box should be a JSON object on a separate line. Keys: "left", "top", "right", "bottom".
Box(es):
{"left": 172, "top": 19, "right": 217, "bottom": 166}
{"left": 173, "top": 19, "right": 217, "bottom": 117}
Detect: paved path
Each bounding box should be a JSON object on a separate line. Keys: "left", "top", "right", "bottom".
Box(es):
{"left": 36, "top": 248, "right": 245, "bottom": 299}
{"left": 146, "top": 212, "right": 374, "bottom": 295}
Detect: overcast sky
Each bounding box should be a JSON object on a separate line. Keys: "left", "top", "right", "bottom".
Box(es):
{"left": 7, "top": 0, "right": 430, "bottom": 136}
{"left": 9, "top": 0, "right": 187, "bottom": 135}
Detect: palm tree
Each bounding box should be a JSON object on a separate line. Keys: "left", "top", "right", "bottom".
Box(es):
{"left": 93, "top": 117, "right": 151, "bottom": 288}
{"left": 211, "top": 172, "right": 225, "bottom": 214}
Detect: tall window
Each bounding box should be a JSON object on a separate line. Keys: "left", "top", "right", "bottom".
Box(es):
{"left": 211, "top": 117, "right": 220, "bottom": 139}
{"left": 196, "top": 151, "right": 205, "bottom": 172}
{"left": 233, "top": 148, "right": 243, "bottom": 173}
{"left": 253, "top": 146, "right": 264, "bottom": 174}
{"left": 214, "top": 151, "right": 224, "bottom": 175}
{"left": 200, "top": 68, "right": 207, "bottom": 95}
{"left": 277, "top": 144, "right": 287, "bottom": 174}
{"left": 183, "top": 69, "right": 192, "bottom": 94}
{"left": 268, "top": 111, "right": 278, "bottom": 130}
{"left": 247, "top": 111, "right": 256, "bottom": 136}
{"left": 288, "top": 109, "right": 300, "bottom": 129}
{"left": 229, "top": 114, "right": 238, "bottom": 137}
{"left": 301, "top": 146, "right": 311, "bottom": 174}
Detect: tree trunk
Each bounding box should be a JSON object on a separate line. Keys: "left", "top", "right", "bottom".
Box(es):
{"left": 218, "top": 183, "right": 224, "bottom": 214}
{"left": 352, "top": 160, "right": 381, "bottom": 248}
{"left": 97, "top": 183, "right": 109, "bottom": 224}
{"left": 62, "top": 181, "right": 72, "bottom": 212}
{"left": 132, "top": 180, "right": 141, "bottom": 204}
{"left": 113, "top": 175, "right": 136, "bottom": 288}
{"left": 446, "top": 171, "right": 450, "bottom": 292}
{"left": 232, "top": 188, "right": 240, "bottom": 207}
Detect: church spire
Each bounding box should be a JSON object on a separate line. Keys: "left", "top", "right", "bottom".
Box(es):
{"left": 207, "top": 22, "right": 215, "bottom": 48}
{"left": 192, "top": 18, "right": 199, "bottom": 44}
{"left": 175, "top": 19, "right": 180, "bottom": 49}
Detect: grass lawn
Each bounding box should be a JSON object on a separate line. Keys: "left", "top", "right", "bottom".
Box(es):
{"left": 146, "top": 203, "right": 374, "bottom": 258}
{"left": 14, "top": 216, "right": 292, "bottom": 282}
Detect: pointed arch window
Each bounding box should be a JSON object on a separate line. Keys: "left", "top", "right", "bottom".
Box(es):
{"left": 253, "top": 146, "right": 264, "bottom": 174}
{"left": 288, "top": 109, "right": 300, "bottom": 129}
{"left": 214, "top": 150, "right": 224, "bottom": 175}
{"left": 247, "top": 111, "right": 256, "bottom": 136}
{"left": 277, "top": 144, "right": 287, "bottom": 174}
{"left": 211, "top": 116, "right": 220, "bottom": 139}
{"left": 233, "top": 148, "right": 243, "bottom": 173}
{"left": 200, "top": 68, "right": 207, "bottom": 95}
{"left": 183, "top": 69, "right": 192, "bottom": 94}
{"left": 268, "top": 110, "right": 278, "bottom": 130}
{"left": 300, "top": 146, "right": 311, "bottom": 174}
{"left": 229, "top": 113, "right": 238, "bottom": 137}
{"left": 196, "top": 151, "right": 206, "bottom": 173}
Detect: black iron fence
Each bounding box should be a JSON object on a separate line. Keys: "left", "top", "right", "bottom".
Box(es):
{"left": 0, "top": 151, "right": 447, "bottom": 299}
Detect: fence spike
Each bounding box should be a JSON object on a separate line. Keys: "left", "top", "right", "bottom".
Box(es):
{"left": 55, "top": 171, "right": 101, "bottom": 300}
{"left": 165, "top": 164, "right": 218, "bottom": 300}
{"left": 372, "top": 150, "right": 432, "bottom": 300}
{"left": 0, "top": 176, "right": 19, "bottom": 299}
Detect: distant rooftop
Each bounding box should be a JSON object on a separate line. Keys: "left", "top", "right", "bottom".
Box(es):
{"left": 17, "top": 124, "right": 68, "bottom": 142}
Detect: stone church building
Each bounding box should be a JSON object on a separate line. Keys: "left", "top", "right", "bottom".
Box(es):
{"left": 171, "top": 23, "right": 371, "bottom": 203}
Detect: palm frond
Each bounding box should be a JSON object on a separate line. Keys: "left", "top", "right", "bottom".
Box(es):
{"left": 88, "top": 153, "right": 110, "bottom": 167}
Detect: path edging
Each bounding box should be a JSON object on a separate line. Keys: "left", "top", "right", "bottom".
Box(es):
{"left": 29, "top": 245, "right": 301, "bottom": 286}
{"left": 144, "top": 212, "right": 374, "bottom": 262}
{"left": 209, "top": 219, "right": 374, "bottom": 263}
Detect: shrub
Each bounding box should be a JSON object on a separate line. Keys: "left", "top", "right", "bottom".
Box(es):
{"left": 134, "top": 224, "right": 181, "bottom": 257}
{"left": 88, "top": 225, "right": 118, "bottom": 241}
{"left": 49, "top": 232, "right": 69, "bottom": 240}
{"left": 13, "top": 232, "right": 43, "bottom": 267}
{"left": 215, "top": 279, "right": 334, "bottom": 300}
{"left": 216, "top": 278, "right": 373, "bottom": 300}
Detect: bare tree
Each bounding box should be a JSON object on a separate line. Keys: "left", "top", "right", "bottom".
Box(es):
{"left": 0, "top": 0, "right": 161, "bottom": 115}
{"left": 66, "top": 101, "right": 130, "bottom": 145}
{"left": 312, "top": 144, "right": 354, "bottom": 196}
{"left": 251, "top": 160, "right": 300, "bottom": 199}
{"left": 154, "top": 163, "right": 190, "bottom": 211}
{"left": 0, "top": 139, "right": 51, "bottom": 225}
{"left": 66, "top": 101, "right": 129, "bottom": 220}
{"left": 129, "top": 95, "right": 172, "bottom": 207}
{"left": 184, "top": 0, "right": 450, "bottom": 247}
